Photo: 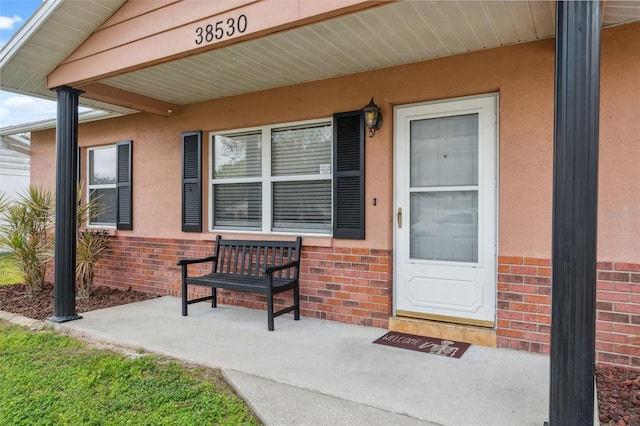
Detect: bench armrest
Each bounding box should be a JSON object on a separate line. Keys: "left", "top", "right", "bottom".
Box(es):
{"left": 177, "top": 256, "right": 217, "bottom": 266}
{"left": 265, "top": 260, "right": 299, "bottom": 274}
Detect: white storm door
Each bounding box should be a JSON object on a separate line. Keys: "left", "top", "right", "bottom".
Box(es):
{"left": 394, "top": 95, "right": 497, "bottom": 326}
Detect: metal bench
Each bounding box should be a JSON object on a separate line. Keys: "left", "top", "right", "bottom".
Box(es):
{"left": 177, "top": 235, "right": 302, "bottom": 330}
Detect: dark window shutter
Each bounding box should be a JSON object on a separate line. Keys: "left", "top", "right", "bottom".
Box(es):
{"left": 77, "top": 146, "right": 81, "bottom": 183}
{"left": 182, "top": 131, "right": 202, "bottom": 232}
{"left": 333, "top": 111, "right": 365, "bottom": 239}
{"left": 116, "top": 140, "right": 133, "bottom": 230}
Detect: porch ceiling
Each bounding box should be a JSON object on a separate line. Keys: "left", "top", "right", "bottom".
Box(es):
{"left": 2, "top": 0, "right": 640, "bottom": 119}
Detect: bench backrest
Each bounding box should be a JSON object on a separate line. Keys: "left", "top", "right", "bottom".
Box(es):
{"left": 212, "top": 236, "right": 302, "bottom": 280}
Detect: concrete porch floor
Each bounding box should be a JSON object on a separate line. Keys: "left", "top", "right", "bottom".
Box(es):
{"left": 43, "top": 296, "right": 550, "bottom": 425}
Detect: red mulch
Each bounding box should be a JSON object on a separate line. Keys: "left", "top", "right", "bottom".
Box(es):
{"left": 597, "top": 366, "right": 640, "bottom": 425}
{"left": 0, "top": 282, "right": 638, "bottom": 425}
{"left": 0, "top": 282, "right": 159, "bottom": 321}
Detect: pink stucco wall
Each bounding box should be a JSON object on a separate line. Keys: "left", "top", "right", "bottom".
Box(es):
{"left": 30, "top": 22, "right": 640, "bottom": 263}
{"left": 597, "top": 23, "right": 640, "bottom": 262}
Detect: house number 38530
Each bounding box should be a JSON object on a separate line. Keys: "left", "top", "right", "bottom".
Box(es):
{"left": 195, "top": 15, "right": 248, "bottom": 45}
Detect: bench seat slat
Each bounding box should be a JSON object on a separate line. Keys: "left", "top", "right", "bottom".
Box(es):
{"left": 186, "top": 273, "right": 296, "bottom": 293}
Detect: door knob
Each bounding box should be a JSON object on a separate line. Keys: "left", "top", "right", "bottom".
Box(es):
{"left": 397, "top": 207, "right": 402, "bottom": 229}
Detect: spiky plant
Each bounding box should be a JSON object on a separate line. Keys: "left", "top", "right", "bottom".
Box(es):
{"left": 75, "top": 229, "right": 110, "bottom": 298}
{"left": 75, "top": 184, "right": 111, "bottom": 298}
{"left": 0, "top": 187, "right": 55, "bottom": 297}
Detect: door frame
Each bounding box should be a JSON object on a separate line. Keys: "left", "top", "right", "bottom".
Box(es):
{"left": 392, "top": 93, "right": 500, "bottom": 326}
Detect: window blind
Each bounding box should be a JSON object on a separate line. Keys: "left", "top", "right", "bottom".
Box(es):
{"left": 214, "top": 183, "right": 262, "bottom": 228}
{"left": 272, "top": 124, "right": 331, "bottom": 176}
{"left": 89, "top": 188, "right": 117, "bottom": 224}
{"left": 273, "top": 181, "right": 331, "bottom": 230}
{"left": 214, "top": 132, "right": 262, "bottom": 178}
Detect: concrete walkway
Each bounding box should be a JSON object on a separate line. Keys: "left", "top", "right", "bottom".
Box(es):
{"left": 9, "top": 296, "right": 550, "bottom": 425}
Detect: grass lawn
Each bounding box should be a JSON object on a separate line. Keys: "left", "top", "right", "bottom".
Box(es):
{"left": 0, "top": 253, "right": 22, "bottom": 285}
{"left": 0, "top": 321, "right": 260, "bottom": 425}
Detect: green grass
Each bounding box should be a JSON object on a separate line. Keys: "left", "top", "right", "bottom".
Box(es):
{"left": 0, "top": 253, "right": 22, "bottom": 285}
{"left": 0, "top": 322, "right": 260, "bottom": 425}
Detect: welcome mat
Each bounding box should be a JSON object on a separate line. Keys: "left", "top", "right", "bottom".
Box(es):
{"left": 373, "top": 331, "right": 470, "bottom": 358}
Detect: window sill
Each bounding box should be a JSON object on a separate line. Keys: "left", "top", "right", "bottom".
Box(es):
{"left": 82, "top": 226, "right": 117, "bottom": 236}
{"left": 205, "top": 230, "right": 333, "bottom": 247}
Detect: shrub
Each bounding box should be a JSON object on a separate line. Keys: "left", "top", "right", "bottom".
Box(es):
{"left": 75, "top": 185, "right": 111, "bottom": 298}
{"left": 75, "top": 229, "right": 110, "bottom": 298}
{"left": 0, "top": 187, "right": 55, "bottom": 297}
{"left": 0, "top": 186, "right": 112, "bottom": 299}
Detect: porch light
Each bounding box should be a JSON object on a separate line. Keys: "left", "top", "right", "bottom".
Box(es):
{"left": 362, "top": 97, "right": 382, "bottom": 138}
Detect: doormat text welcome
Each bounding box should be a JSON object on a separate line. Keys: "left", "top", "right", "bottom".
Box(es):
{"left": 373, "top": 331, "right": 470, "bottom": 358}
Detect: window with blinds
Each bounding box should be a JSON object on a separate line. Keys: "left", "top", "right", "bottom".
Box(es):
{"left": 88, "top": 146, "right": 117, "bottom": 225}
{"left": 211, "top": 120, "right": 332, "bottom": 233}
{"left": 212, "top": 132, "right": 262, "bottom": 229}
{"left": 272, "top": 124, "right": 332, "bottom": 231}
{"left": 87, "top": 141, "right": 133, "bottom": 229}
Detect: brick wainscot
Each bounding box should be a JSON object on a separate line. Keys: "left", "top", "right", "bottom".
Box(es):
{"left": 498, "top": 256, "right": 640, "bottom": 367}
{"left": 45, "top": 237, "right": 639, "bottom": 367}
{"left": 83, "top": 236, "right": 393, "bottom": 329}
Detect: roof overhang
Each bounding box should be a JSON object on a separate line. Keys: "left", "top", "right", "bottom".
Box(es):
{"left": 0, "top": 110, "right": 122, "bottom": 136}
{"left": 1, "top": 0, "right": 639, "bottom": 132}
{"left": 0, "top": 133, "right": 30, "bottom": 155}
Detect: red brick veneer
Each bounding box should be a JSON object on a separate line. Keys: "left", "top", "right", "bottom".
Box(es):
{"left": 299, "top": 246, "right": 392, "bottom": 328}
{"left": 86, "top": 236, "right": 392, "bottom": 329}
{"left": 498, "top": 256, "right": 640, "bottom": 367}
{"left": 47, "top": 235, "right": 640, "bottom": 367}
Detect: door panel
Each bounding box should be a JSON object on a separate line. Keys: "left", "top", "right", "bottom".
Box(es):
{"left": 394, "top": 95, "right": 497, "bottom": 326}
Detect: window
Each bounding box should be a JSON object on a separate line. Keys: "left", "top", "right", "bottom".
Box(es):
{"left": 88, "top": 146, "right": 117, "bottom": 226}
{"left": 212, "top": 131, "right": 263, "bottom": 229}
{"left": 210, "top": 120, "right": 332, "bottom": 233}
{"left": 87, "top": 141, "right": 132, "bottom": 229}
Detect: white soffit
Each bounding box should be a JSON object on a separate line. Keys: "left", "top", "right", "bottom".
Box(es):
{"left": 102, "top": 1, "right": 558, "bottom": 105}
{"left": 103, "top": 0, "right": 639, "bottom": 107}
{"left": 1, "top": 0, "right": 639, "bottom": 113}
{"left": 0, "top": 0, "right": 133, "bottom": 115}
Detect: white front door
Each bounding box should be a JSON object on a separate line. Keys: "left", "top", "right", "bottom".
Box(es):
{"left": 394, "top": 95, "right": 497, "bottom": 326}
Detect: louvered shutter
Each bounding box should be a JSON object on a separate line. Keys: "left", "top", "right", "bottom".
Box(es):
{"left": 333, "top": 111, "right": 365, "bottom": 239}
{"left": 182, "top": 131, "right": 202, "bottom": 232}
{"left": 116, "top": 140, "right": 133, "bottom": 230}
{"left": 77, "top": 146, "right": 81, "bottom": 184}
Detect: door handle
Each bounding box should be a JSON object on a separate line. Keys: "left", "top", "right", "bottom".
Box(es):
{"left": 397, "top": 207, "right": 402, "bottom": 229}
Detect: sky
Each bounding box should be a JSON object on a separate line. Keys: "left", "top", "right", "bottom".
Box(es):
{"left": 0, "top": 0, "right": 63, "bottom": 128}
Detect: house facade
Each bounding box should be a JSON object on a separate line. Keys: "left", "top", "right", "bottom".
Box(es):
{"left": 0, "top": 134, "right": 30, "bottom": 202}
{"left": 0, "top": 134, "right": 30, "bottom": 238}
{"left": 2, "top": 1, "right": 639, "bottom": 368}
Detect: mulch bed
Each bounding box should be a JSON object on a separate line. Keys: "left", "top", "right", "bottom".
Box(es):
{"left": 0, "top": 282, "right": 159, "bottom": 321}
{"left": 597, "top": 366, "right": 640, "bottom": 425}
{"left": 0, "top": 282, "right": 638, "bottom": 424}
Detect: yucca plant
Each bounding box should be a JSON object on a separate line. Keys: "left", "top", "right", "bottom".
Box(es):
{"left": 0, "top": 187, "right": 55, "bottom": 297}
{"left": 75, "top": 185, "right": 111, "bottom": 298}
{"left": 75, "top": 229, "right": 110, "bottom": 298}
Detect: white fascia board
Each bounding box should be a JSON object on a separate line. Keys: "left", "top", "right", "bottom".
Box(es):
{"left": 0, "top": 110, "right": 124, "bottom": 136}
{"left": 1, "top": 135, "right": 30, "bottom": 155}
{"left": 0, "top": 0, "right": 65, "bottom": 69}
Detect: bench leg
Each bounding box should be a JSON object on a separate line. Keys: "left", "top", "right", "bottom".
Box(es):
{"left": 182, "top": 293, "right": 188, "bottom": 316}
{"left": 267, "top": 293, "right": 275, "bottom": 331}
{"left": 294, "top": 285, "right": 300, "bottom": 321}
{"left": 181, "top": 269, "right": 188, "bottom": 316}
{"left": 212, "top": 287, "right": 217, "bottom": 308}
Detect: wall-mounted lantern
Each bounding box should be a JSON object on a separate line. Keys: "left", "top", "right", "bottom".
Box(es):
{"left": 362, "top": 97, "right": 382, "bottom": 138}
